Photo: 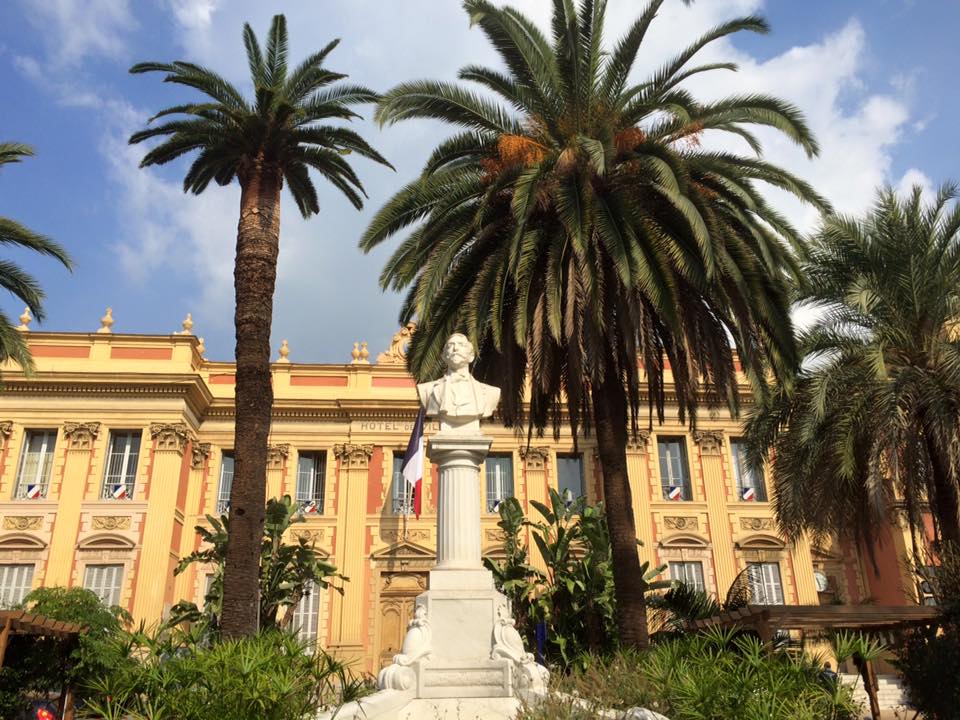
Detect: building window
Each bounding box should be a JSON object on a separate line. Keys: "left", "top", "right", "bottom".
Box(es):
{"left": 486, "top": 454, "right": 514, "bottom": 512}
{"left": 392, "top": 454, "right": 414, "bottom": 515}
{"left": 747, "top": 562, "right": 784, "bottom": 605}
{"left": 84, "top": 564, "right": 124, "bottom": 607}
{"left": 557, "top": 454, "right": 584, "bottom": 502}
{"left": 669, "top": 561, "right": 706, "bottom": 593}
{"left": 216, "top": 453, "right": 234, "bottom": 514}
{"left": 730, "top": 439, "right": 767, "bottom": 502}
{"left": 0, "top": 564, "right": 35, "bottom": 608}
{"left": 296, "top": 452, "right": 326, "bottom": 514}
{"left": 291, "top": 579, "right": 321, "bottom": 650}
{"left": 658, "top": 437, "right": 692, "bottom": 501}
{"left": 101, "top": 431, "right": 141, "bottom": 500}
{"left": 14, "top": 430, "right": 57, "bottom": 500}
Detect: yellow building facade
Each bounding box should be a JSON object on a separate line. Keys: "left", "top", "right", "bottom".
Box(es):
{"left": 0, "top": 322, "right": 918, "bottom": 674}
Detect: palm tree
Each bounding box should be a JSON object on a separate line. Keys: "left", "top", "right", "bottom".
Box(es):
{"left": 0, "top": 143, "right": 71, "bottom": 369}
{"left": 363, "top": 0, "right": 826, "bottom": 647}
{"left": 129, "top": 15, "right": 391, "bottom": 637}
{"left": 746, "top": 184, "right": 960, "bottom": 551}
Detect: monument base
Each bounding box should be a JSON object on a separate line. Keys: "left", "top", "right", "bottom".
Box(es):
{"left": 378, "top": 568, "right": 548, "bottom": 700}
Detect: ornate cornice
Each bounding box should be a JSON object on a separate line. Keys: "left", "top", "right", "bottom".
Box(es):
{"left": 519, "top": 446, "right": 550, "bottom": 469}
{"left": 333, "top": 443, "right": 373, "bottom": 469}
{"left": 150, "top": 422, "right": 194, "bottom": 454}
{"left": 267, "top": 443, "right": 290, "bottom": 469}
{"left": 191, "top": 442, "right": 211, "bottom": 470}
{"left": 693, "top": 429, "right": 725, "bottom": 455}
{"left": 63, "top": 421, "right": 101, "bottom": 450}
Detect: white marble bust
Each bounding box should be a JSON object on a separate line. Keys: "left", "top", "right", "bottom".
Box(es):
{"left": 416, "top": 333, "right": 500, "bottom": 435}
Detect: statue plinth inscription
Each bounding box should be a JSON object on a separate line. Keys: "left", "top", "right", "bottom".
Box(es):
{"left": 378, "top": 334, "right": 547, "bottom": 699}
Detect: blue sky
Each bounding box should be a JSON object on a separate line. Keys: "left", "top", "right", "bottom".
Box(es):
{"left": 0, "top": 0, "right": 956, "bottom": 362}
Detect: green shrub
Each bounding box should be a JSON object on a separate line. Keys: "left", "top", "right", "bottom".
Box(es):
{"left": 0, "top": 587, "right": 133, "bottom": 718}
{"left": 81, "top": 630, "right": 367, "bottom": 720}
{"left": 519, "top": 628, "right": 859, "bottom": 720}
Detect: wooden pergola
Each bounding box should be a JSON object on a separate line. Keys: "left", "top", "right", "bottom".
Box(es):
{"left": 0, "top": 610, "right": 85, "bottom": 720}
{"left": 687, "top": 604, "right": 941, "bottom": 642}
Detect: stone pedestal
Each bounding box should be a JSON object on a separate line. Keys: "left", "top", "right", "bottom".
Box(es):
{"left": 378, "top": 433, "right": 548, "bottom": 701}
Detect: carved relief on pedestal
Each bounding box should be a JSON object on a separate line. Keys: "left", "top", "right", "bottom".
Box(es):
{"left": 63, "top": 421, "right": 101, "bottom": 450}
{"left": 191, "top": 442, "right": 211, "bottom": 470}
{"left": 664, "top": 516, "right": 699, "bottom": 531}
{"left": 693, "top": 429, "right": 725, "bottom": 455}
{"left": 3, "top": 516, "right": 43, "bottom": 531}
{"left": 149, "top": 423, "right": 193, "bottom": 454}
{"left": 519, "top": 446, "right": 550, "bottom": 469}
{"left": 740, "top": 517, "right": 774, "bottom": 531}
{"left": 333, "top": 443, "right": 374, "bottom": 469}
{"left": 92, "top": 516, "right": 132, "bottom": 531}
{"left": 267, "top": 443, "right": 290, "bottom": 470}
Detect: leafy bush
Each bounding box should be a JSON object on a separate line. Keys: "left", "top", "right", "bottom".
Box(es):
{"left": 169, "top": 495, "right": 345, "bottom": 639}
{"left": 81, "top": 630, "right": 367, "bottom": 720}
{"left": 518, "top": 628, "right": 859, "bottom": 720}
{"left": 894, "top": 542, "right": 960, "bottom": 719}
{"left": 484, "top": 491, "right": 668, "bottom": 666}
{"left": 0, "top": 587, "right": 133, "bottom": 718}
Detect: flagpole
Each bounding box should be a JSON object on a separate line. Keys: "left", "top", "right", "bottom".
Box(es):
{"left": 402, "top": 478, "right": 408, "bottom": 541}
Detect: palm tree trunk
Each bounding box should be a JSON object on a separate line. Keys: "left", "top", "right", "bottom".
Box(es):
{"left": 591, "top": 368, "right": 649, "bottom": 648}
{"left": 926, "top": 434, "right": 960, "bottom": 549}
{"left": 220, "top": 159, "right": 282, "bottom": 639}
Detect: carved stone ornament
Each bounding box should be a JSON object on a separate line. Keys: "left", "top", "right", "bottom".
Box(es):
{"left": 491, "top": 605, "right": 549, "bottom": 693}
{"left": 3, "top": 516, "right": 42, "bottom": 531}
{"left": 740, "top": 517, "right": 774, "bottom": 531}
{"left": 519, "top": 446, "right": 550, "bottom": 469}
{"left": 664, "top": 516, "right": 699, "bottom": 531}
{"left": 191, "top": 442, "right": 211, "bottom": 470}
{"left": 381, "top": 529, "right": 429, "bottom": 542}
{"left": 333, "top": 443, "right": 373, "bottom": 469}
{"left": 267, "top": 443, "right": 290, "bottom": 470}
{"left": 63, "top": 421, "right": 101, "bottom": 450}
{"left": 294, "top": 529, "right": 325, "bottom": 543}
{"left": 626, "top": 429, "right": 652, "bottom": 452}
{"left": 377, "top": 322, "right": 416, "bottom": 364}
{"left": 0, "top": 421, "right": 12, "bottom": 443}
{"left": 150, "top": 423, "right": 193, "bottom": 454}
{"left": 693, "top": 429, "right": 725, "bottom": 455}
{"left": 92, "top": 516, "right": 131, "bottom": 531}
{"left": 378, "top": 604, "right": 433, "bottom": 690}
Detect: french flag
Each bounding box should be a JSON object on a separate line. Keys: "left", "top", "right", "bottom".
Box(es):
{"left": 741, "top": 487, "right": 756, "bottom": 502}
{"left": 25, "top": 484, "right": 42, "bottom": 499}
{"left": 668, "top": 486, "right": 683, "bottom": 501}
{"left": 402, "top": 409, "right": 425, "bottom": 519}
{"left": 111, "top": 484, "right": 128, "bottom": 500}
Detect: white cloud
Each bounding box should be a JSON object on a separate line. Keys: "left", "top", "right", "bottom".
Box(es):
{"left": 17, "top": 0, "right": 134, "bottom": 68}
{"left": 896, "top": 167, "right": 935, "bottom": 200}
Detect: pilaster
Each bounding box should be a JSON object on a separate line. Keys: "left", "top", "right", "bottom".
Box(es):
{"left": 45, "top": 422, "right": 100, "bottom": 586}
{"left": 693, "top": 429, "right": 737, "bottom": 594}
{"left": 625, "top": 432, "right": 654, "bottom": 558}
{"left": 519, "top": 446, "right": 550, "bottom": 573}
{"left": 131, "top": 423, "right": 193, "bottom": 621}
{"left": 174, "top": 441, "right": 210, "bottom": 603}
{"left": 266, "top": 443, "right": 289, "bottom": 500}
{"left": 329, "top": 442, "right": 373, "bottom": 655}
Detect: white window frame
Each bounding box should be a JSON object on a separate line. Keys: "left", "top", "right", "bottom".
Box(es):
{"left": 391, "top": 454, "right": 414, "bottom": 515}
{"left": 14, "top": 430, "right": 57, "bottom": 500}
{"left": 295, "top": 452, "right": 326, "bottom": 513}
{"left": 747, "top": 562, "right": 785, "bottom": 605}
{"left": 731, "top": 439, "right": 767, "bottom": 502}
{"left": 658, "top": 437, "right": 692, "bottom": 501}
{"left": 0, "top": 564, "right": 35, "bottom": 608}
{"left": 669, "top": 561, "right": 706, "bottom": 593}
{"left": 101, "top": 430, "right": 141, "bottom": 500}
{"left": 217, "top": 453, "right": 234, "bottom": 513}
{"left": 557, "top": 454, "right": 585, "bottom": 502}
{"left": 291, "top": 579, "right": 321, "bottom": 650}
{"left": 485, "top": 455, "right": 514, "bottom": 513}
{"left": 83, "top": 564, "right": 124, "bottom": 607}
